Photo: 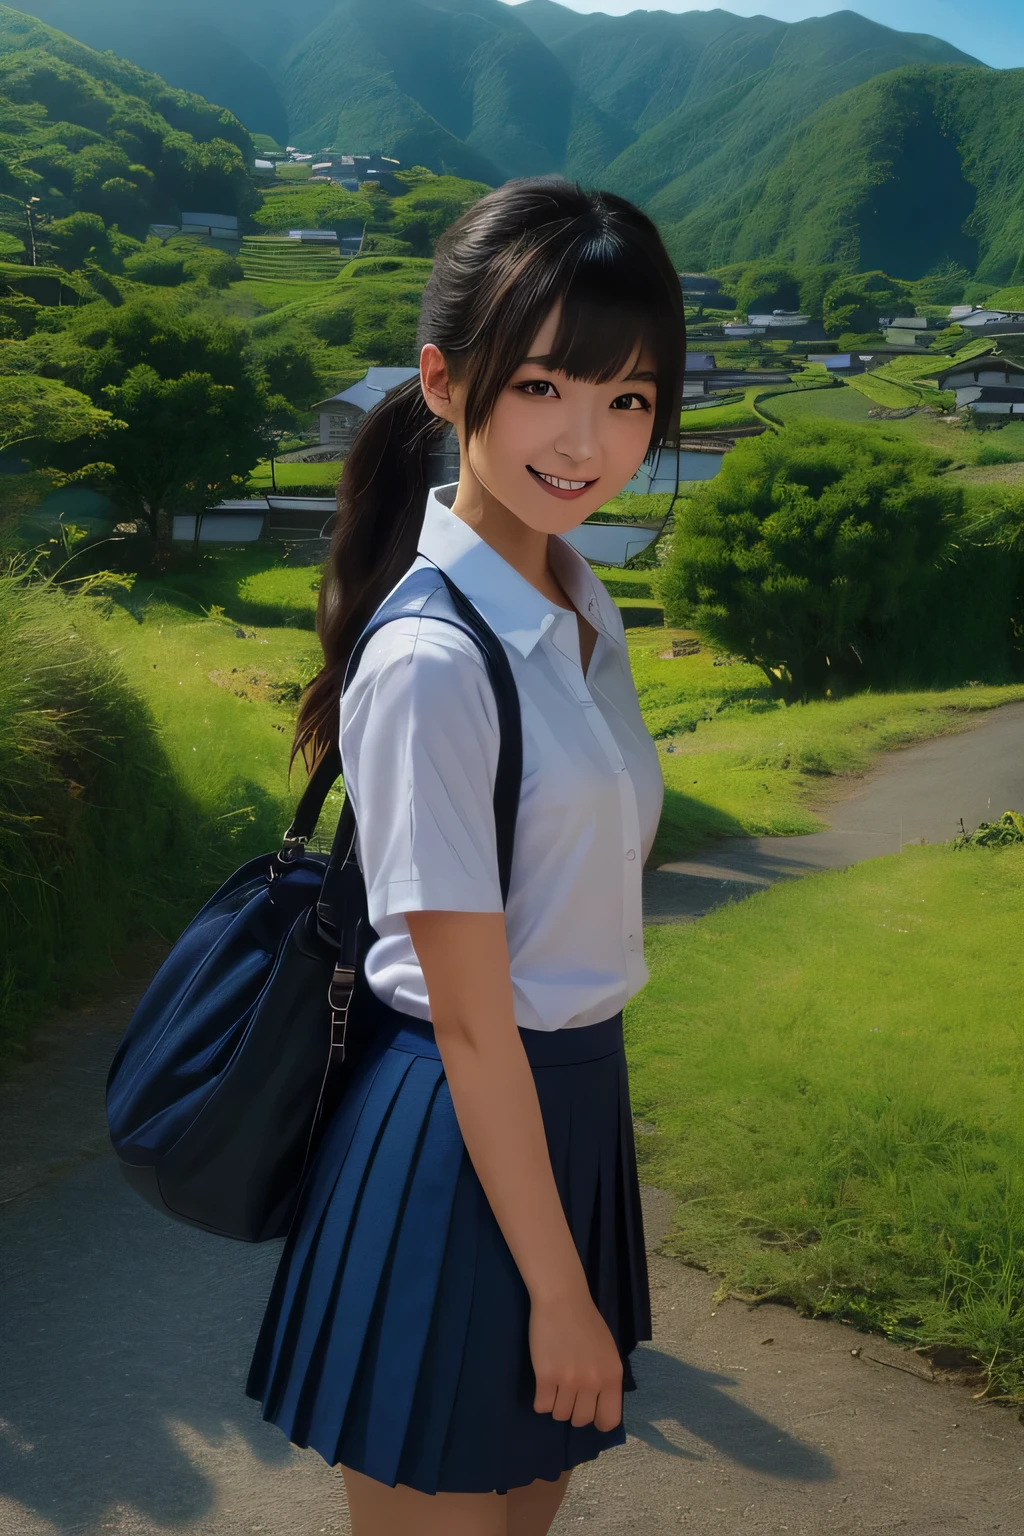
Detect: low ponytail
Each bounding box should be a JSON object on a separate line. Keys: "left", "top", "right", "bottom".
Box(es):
{"left": 291, "top": 375, "right": 444, "bottom": 774}
{"left": 291, "top": 175, "right": 687, "bottom": 783}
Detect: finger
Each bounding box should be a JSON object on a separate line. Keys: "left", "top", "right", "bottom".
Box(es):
{"left": 593, "top": 1384, "right": 624, "bottom": 1434}
{"left": 569, "top": 1389, "right": 598, "bottom": 1428}
{"left": 549, "top": 1383, "right": 578, "bottom": 1423}
{"left": 533, "top": 1376, "right": 558, "bottom": 1415}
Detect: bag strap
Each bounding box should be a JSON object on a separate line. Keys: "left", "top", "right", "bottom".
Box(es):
{"left": 274, "top": 560, "right": 523, "bottom": 920}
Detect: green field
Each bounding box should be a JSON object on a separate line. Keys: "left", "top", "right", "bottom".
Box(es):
{"left": 626, "top": 628, "right": 1024, "bottom": 861}
{"left": 767, "top": 384, "right": 876, "bottom": 424}
{"left": 627, "top": 843, "right": 1024, "bottom": 1397}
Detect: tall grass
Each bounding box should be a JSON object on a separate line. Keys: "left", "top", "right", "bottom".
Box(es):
{"left": 0, "top": 567, "right": 231, "bottom": 1064}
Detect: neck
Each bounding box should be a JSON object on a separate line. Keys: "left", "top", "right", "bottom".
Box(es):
{"left": 449, "top": 469, "right": 560, "bottom": 602}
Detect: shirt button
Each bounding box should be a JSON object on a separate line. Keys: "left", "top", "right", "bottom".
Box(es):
{"left": 625, "top": 849, "right": 636, "bottom": 861}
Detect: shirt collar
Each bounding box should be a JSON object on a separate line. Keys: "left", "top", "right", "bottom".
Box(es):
{"left": 419, "top": 483, "right": 626, "bottom": 659}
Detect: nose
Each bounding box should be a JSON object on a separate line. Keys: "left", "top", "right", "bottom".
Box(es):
{"left": 552, "top": 401, "right": 600, "bottom": 468}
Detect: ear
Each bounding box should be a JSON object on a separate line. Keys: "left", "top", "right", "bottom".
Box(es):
{"left": 420, "top": 343, "right": 456, "bottom": 425}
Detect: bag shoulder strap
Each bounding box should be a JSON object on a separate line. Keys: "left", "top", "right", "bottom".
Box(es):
{"left": 284, "top": 562, "right": 522, "bottom": 931}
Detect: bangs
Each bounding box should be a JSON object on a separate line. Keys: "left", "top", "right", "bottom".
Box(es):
{"left": 457, "top": 214, "right": 686, "bottom": 453}
{"left": 544, "top": 243, "right": 666, "bottom": 388}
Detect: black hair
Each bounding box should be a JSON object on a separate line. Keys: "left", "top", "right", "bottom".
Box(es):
{"left": 294, "top": 176, "right": 686, "bottom": 771}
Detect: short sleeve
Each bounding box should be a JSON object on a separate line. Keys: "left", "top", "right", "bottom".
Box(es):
{"left": 339, "top": 617, "right": 504, "bottom": 927}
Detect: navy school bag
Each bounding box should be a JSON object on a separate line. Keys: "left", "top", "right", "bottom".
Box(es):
{"left": 105, "top": 562, "right": 523, "bottom": 1242}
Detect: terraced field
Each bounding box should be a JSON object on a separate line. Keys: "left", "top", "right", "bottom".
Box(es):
{"left": 238, "top": 236, "right": 345, "bottom": 283}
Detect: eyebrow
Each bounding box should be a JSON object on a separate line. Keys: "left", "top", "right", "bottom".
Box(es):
{"left": 522, "top": 355, "right": 657, "bottom": 383}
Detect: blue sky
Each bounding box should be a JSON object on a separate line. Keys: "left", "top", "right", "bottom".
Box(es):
{"left": 503, "top": 2, "right": 1024, "bottom": 69}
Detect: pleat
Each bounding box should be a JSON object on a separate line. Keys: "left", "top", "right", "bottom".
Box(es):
{"left": 254, "top": 1043, "right": 416, "bottom": 1428}
{"left": 391, "top": 1150, "right": 485, "bottom": 1490}
{"left": 246, "top": 1007, "right": 650, "bottom": 1493}
{"left": 343, "top": 1070, "right": 468, "bottom": 1484}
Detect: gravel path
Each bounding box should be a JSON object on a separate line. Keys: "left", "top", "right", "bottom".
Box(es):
{"left": 643, "top": 701, "right": 1024, "bottom": 923}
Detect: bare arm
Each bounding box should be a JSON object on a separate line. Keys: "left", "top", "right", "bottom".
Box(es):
{"left": 405, "top": 908, "right": 623, "bottom": 1432}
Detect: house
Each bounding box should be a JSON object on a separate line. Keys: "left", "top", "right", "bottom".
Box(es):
{"left": 880, "top": 315, "right": 927, "bottom": 330}
{"left": 957, "top": 309, "right": 1024, "bottom": 334}
{"left": 747, "top": 311, "right": 828, "bottom": 342}
{"left": 315, "top": 367, "right": 420, "bottom": 450}
{"left": 313, "top": 369, "right": 460, "bottom": 478}
{"left": 180, "top": 211, "right": 239, "bottom": 244}
{"left": 308, "top": 150, "right": 402, "bottom": 191}
{"left": 960, "top": 388, "right": 1024, "bottom": 416}
{"left": 723, "top": 323, "right": 766, "bottom": 339}
{"left": 933, "top": 355, "right": 1024, "bottom": 413}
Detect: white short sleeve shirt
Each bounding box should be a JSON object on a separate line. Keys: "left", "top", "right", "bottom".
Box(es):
{"left": 339, "top": 483, "right": 664, "bottom": 1031}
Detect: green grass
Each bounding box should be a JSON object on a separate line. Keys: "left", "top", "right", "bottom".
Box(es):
{"left": 627, "top": 843, "right": 1024, "bottom": 1398}
{"left": 767, "top": 384, "right": 876, "bottom": 424}
{"left": 248, "top": 459, "right": 342, "bottom": 489}
{"left": 625, "top": 627, "right": 1024, "bottom": 862}
{"left": 679, "top": 387, "right": 763, "bottom": 433}
{"left": 228, "top": 276, "right": 347, "bottom": 312}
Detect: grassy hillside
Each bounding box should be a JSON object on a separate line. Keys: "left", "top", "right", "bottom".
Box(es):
{"left": 0, "top": 5, "right": 256, "bottom": 246}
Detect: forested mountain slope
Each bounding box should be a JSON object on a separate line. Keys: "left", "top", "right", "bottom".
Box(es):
{"left": 0, "top": 6, "right": 257, "bottom": 238}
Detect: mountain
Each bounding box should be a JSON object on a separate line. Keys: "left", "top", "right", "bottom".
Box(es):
{"left": 0, "top": 6, "right": 258, "bottom": 239}
{"left": 4, "top": 0, "right": 321, "bottom": 145}
{"left": 667, "top": 63, "right": 1024, "bottom": 287}
{"left": 280, "top": 0, "right": 631, "bottom": 183}
{"left": 7, "top": 0, "right": 1022, "bottom": 284}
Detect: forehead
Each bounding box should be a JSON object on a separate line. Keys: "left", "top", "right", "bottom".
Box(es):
{"left": 521, "top": 304, "right": 655, "bottom": 379}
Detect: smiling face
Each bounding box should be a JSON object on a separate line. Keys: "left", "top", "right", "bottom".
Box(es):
{"left": 421, "top": 301, "right": 659, "bottom": 536}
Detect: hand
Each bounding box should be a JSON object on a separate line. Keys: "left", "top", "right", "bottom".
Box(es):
{"left": 529, "top": 1289, "right": 624, "bottom": 1432}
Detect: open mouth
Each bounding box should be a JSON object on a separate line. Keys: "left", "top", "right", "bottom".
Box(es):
{"left": 527, "top": 465, "right": 597, "bottom": 499}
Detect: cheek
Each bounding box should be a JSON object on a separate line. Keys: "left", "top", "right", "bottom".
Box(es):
{"left": 478, "top": 396, "right": 551, "bottom": 466}
{"left": 609, "top": 413, "right": 655, "bottom": 474}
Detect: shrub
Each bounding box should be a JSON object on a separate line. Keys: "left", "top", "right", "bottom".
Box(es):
{"left": 123, "top": 248, "right": 187, "bottom": 286}
{"left": 660, "top": 422, "right": 961, "bottom": 700}
{"left": 309, "top": 306, "right": 355, "bottom": 346}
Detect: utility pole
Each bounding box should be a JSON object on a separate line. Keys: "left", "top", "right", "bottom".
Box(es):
{"left": 25, "top": 196, "right": 40, "bottom": 266}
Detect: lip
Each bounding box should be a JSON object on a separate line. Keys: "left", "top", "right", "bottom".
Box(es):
{"left": 527, "top": 465, "right": 597, "bottom": 500}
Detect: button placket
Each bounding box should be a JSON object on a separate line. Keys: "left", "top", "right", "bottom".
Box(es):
{"left": 544, "top": 630, "right": 645, "bottom": 979}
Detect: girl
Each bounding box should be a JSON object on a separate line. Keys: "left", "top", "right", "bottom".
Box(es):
{"left": 246, "top": 177, "right": 686, "bottom": 1535}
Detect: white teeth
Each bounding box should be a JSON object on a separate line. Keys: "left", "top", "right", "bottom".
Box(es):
{"left": 536, "top": 470, "right": 588, "bottom": 491}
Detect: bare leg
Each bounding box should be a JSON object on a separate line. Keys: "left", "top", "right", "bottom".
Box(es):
{"left": 341, "top": 1464, "right": 508, "bottom": 1536}
{"left": 506, "top": 1469, "right": 572, "bottom": 1536}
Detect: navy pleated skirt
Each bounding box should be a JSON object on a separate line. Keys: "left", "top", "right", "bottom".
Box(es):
{"left": 245, "top": 998, "right": 651, "bottom": 1495}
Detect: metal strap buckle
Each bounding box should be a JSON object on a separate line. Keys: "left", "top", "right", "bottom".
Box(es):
{"left": 328, "top": 964, "right": 355, "bottom": 1061}
{"left": 268, "top": 830, "right": 308, "bottom": 881}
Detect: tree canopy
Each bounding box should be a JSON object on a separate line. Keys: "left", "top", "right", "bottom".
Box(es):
{"left": 660, "top": 422, "right": 962, "bottom": 701}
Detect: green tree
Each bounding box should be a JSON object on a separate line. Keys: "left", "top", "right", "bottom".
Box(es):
{"left": 94, "top": 365, "right": 266, "bottom": 546}
{"left": 386, "top": 176, "right": 490, "bottom": 256}
{"left": 0, "top": 374, "right": 116, "bottom": 454}
{"left": 22, "top": 296, "right": 271, "bottom": 548}
{"left": 731, "top": 263, "right": 801, "bottom": 318}
{"left": 822, "top": 271, "right": 916, "bottom": 337}
{"left": 44, "top": 212, "right": 141, "bottom": 274}
{"left": 660, "top": 423, "right": 961, "bottom": 701}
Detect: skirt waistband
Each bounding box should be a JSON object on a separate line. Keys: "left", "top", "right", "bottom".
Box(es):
{"left": 374, "top": 1005, "right": 624, "bottom": 1067}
